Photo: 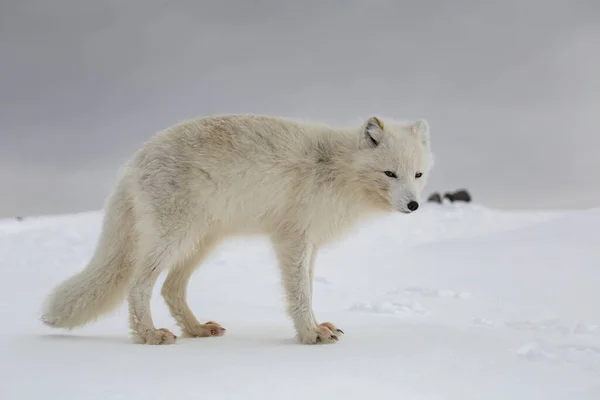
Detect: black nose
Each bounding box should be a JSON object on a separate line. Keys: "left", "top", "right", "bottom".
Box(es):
{"left": 407, "top": 201, "right": 419, "bottom": 212}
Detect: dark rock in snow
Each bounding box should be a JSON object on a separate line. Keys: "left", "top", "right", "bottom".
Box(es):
{"left": 444, "top": 189, "right": 472, "bottom": 203}
{"left": 427, "top": 192, "right": 442, "bottom": 203}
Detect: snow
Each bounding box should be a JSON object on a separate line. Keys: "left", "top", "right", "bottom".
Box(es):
{"left": 1, "top": 203, "right": 599, "bottom": 399}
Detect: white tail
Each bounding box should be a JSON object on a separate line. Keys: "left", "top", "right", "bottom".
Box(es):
{"left": 41, "top": 184, "right": 136, "bottom": 329}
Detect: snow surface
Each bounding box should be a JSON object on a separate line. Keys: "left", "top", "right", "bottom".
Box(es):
{"left": 1, "top": 203, "right": 599, "bottom": 399}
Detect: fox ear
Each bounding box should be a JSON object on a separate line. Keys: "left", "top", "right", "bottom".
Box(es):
{"left": 412, "top": 119, "right": 430, "bottom": 147}
{"left": 360, "top": 116, "right": 384, "bottom": 148}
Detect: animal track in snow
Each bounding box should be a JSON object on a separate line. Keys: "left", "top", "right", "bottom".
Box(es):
{"left": 349, "top": 301, "right": 426, "bottom": 316}
{"left": 389, "top": 286, "right": 472, "bottom": 300}
{"left": 472, "top": 316, "right": 600, "bottom": 369}
{"left": 517, "top": 341, "right": 600, "bottom": 370}
{"left": 314, "top": 276, "right": 332, "bottom": 285}
{"left": 505, "top": 319, "right": 574, "bottom": 336}
{"left": 472, "top": 316, "right": 496, "bottom": 327}
{"left": 573, "top": 323, "right": 600, "bottom": 336}
{"left": 473, "top": 317, "right": 600, "bottom": 337}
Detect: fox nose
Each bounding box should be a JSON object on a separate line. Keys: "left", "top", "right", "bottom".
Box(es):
{"left": 407, "top": 201, "right": 419, "bottom": 212}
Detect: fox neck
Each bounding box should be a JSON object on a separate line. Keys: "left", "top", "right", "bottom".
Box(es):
{"left": 312, "top": 128, "right": 384, "bottom": 216}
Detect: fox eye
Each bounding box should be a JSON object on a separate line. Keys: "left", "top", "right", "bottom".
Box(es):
{"left": 384, "top": 171, "right": 397, "bottom": 178}
{"left": 415, "top": 172, "right": 423, "bottom": 178}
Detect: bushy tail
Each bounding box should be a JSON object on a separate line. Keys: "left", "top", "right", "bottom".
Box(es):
{"left": 41, "top": 184, "right": 136, "bottom": 329}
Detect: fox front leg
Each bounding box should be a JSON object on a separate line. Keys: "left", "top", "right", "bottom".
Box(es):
{"left": 272, "top": 233, "right": 343, "bottom": 344}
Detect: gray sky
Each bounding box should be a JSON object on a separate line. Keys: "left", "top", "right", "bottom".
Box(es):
{"left": 1, "top": 0, "right": 599, "bottom": 218}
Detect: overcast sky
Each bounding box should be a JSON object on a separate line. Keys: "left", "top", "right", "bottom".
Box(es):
{"left": 1, "top": 0, "right": 599, "bottom": 218}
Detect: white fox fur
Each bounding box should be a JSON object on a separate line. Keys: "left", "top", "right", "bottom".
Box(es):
{"left": 41, "top": 114, "right": 434, "bottom": 345}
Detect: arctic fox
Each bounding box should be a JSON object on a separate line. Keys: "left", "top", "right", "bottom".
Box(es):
{"left": 41, "top": 114, "right": 434, "bottom": 345}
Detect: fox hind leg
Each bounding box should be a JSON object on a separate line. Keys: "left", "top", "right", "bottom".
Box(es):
{"left": 161, "top": 235, "right": 226, "bottom": 338}
{"left": 128, "top": 239, "right": 189, "bottom": 345}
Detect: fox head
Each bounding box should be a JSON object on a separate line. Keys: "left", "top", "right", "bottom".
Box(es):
{"left": 353, "top": 116, "right": 434, "bottom": 213}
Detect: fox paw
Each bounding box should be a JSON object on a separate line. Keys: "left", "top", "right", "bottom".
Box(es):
{"left": 136, "top": 328, "right": 177, "bottom": 345}
{"left": 299, "top": 322, "right": 344, "bottom": 344}
{"left": 182, "top": 321, "right": 226, "bottom": 338}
